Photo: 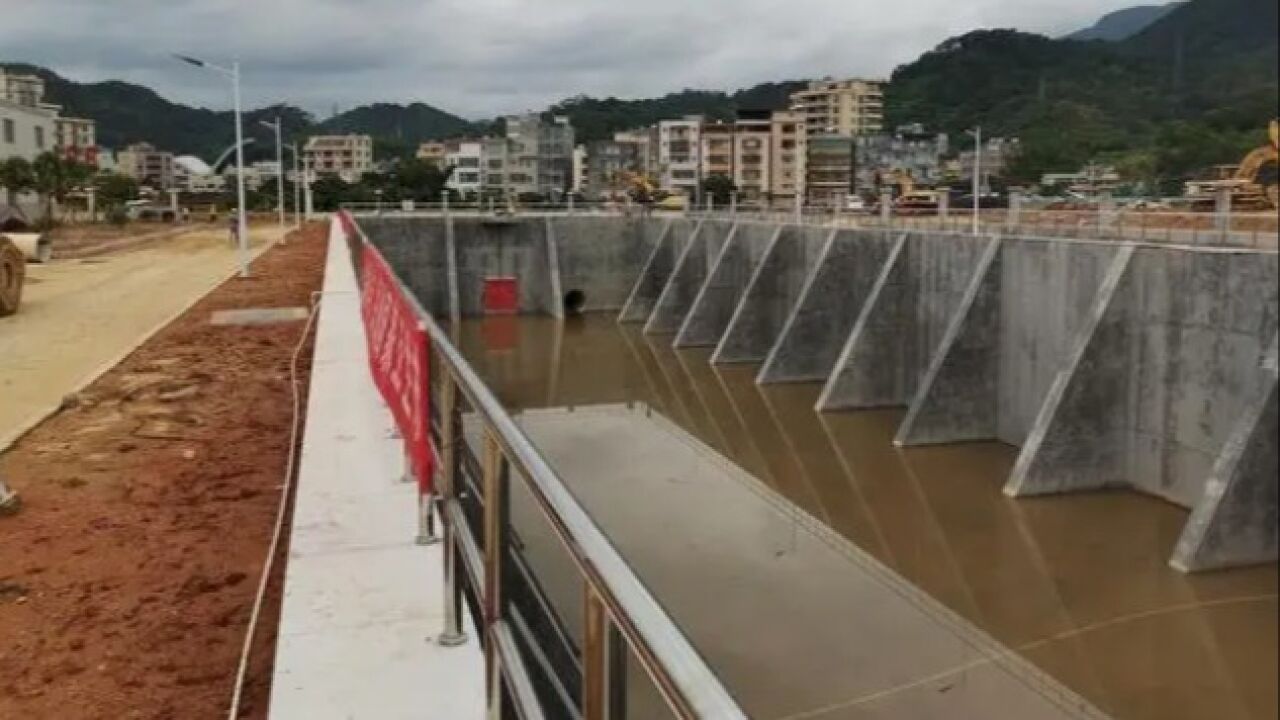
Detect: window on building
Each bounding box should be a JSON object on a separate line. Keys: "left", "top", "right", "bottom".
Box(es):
{"left": 3, "top": 118, "right": 14, "bottom": 144}
{"left": 34, "top": 125, "right": 44, "bottom": 149}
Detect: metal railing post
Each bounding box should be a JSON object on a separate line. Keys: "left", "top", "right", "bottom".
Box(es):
{"left": 437, "top": 376, "right": 468, "bottom": 646}
{"left": 482, "top": 429, "right": 510, "bottom": 707}
{"left": 583, "top": 587, "right": 607, "bottom": 719}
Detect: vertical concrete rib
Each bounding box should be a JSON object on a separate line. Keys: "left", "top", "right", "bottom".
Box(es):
{"left": 1170, "top": 340, "right": 1278, "bottom": 572}
{"left": 815, "top": 233, "right": 910, "bottom": 411}
{"left": 894, "top": 237, "right": 1002, "bottom": 445}
{"left": 674, "top": 223, "right": 742, "bottom": 347}
{"left": 617, "top": 221, "right": 675, "bottom": 323}
{"left": 759, "top": 230, "right": 898, "bottom": 384}
{"left": 644, "top": 220, "right": 722, "bottom": 335}
{"left": 545, "top": 216, "right": 565, "bottom": 319}
{"left": 444, "top": 213, "right": 460, "bottom": 324}
{"left": 1003, "top": 244, "right": 1137, "bottom": 498}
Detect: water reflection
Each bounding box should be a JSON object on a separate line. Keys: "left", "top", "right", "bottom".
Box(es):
{"left": 457, "top": 314, "right": 1278, "bottom": 720}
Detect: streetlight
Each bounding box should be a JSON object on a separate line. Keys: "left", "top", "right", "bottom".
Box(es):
{"left": 966, "top": 126, "right": 981, "bottom": 236}
{"left": 175, "top": 54, "right": 249, "bottom": 277}
{"left": 258, "top": 117, "right": 285, "bottom": 228}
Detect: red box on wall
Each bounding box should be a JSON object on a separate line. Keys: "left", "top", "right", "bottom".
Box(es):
{"left": 483, "top": 277, "right": 518, "bottom": 315}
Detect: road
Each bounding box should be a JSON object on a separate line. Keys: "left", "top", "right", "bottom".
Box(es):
{"left": 0, "top": 225, "right": 291, "bottom": 450}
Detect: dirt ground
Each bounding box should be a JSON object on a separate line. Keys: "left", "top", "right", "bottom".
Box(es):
{"left": 0, "top": 222, "right": 328, "bottom": 719}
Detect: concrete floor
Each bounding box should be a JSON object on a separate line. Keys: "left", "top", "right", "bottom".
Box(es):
{"left": 0, "top": 225, "right": 285, "bottom": 450}
{"left": 269, "top": 224, "right": 484, "bottom": 719}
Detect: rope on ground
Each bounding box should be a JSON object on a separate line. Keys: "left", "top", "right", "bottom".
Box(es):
{"left": 225, "top": 289, "right": 323, "bottom": 720}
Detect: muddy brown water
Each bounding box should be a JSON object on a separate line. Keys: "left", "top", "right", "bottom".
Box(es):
{"left": 457, "top": 314, "right": 1278, "bottom": 720}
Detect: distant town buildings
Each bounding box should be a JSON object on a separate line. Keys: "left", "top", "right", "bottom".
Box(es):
{"left": 0, "top": 68, "right": 98, "bottom": 167}
{"left": 445, "top": 141, "right": 483, "bottom": 196}
{"left": 173, "top": 155, "right": 224, "bottom": 193}
{"left": 789, "top": 78, "right": 885, "bottom": 137}
{"left": 304, "top": 134, "right": 374, "bottom": 183}
{"left": 958, "top": 136, "right": 1020, "bottom": 193}
{"left": 117, "top": 142, "right": 175, "bottom": 190}
{"left": 658, "top": 116, "right": 703, "bottom": 199}
{"left": 855, "top": 124, "right": 949, "bottom": 195}
{"left": 415, "top": 141, "right": 448, "bottom": 169}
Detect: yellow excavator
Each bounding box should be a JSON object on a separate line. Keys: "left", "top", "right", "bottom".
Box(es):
{"left": 1185, "top": 119, "right": 1279, "bottom": 211}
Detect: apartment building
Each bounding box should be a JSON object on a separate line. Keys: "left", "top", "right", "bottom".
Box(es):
{"left": 659, "top": 116, "right": 703, "bottom": 198}
{"left": 416, "top": 141, "right": 448, "bottom": 169}
{"left": 303, "top": 134, "right": 373, "bottom": 183}
{"left": 805, "top": 135, "right": 857, "bottom": 207}
{"left": 0, "top": 69, "right": 48, "bottom": 108}
{"left": 770, "top": 110, "right": 807, "bottom": 204}
{"left": 730, "top": 111, "right": 773, "bottom": 202}
{"left": 55, "top": 116, "right": 98, "bottom": 165}
{"left": 445, "top": 141, "right": 483, "bottom": 196}
{"left": 790, "top": 78, "right": 885, "bottom": 137}
{"left": 613, "top": 126, "right": 660, "bottom": 180}
{"left": 481, "top": 114, "right": 576, "bottom": 199}
{"left": 1, "top": 97, "right": 56, "bottom": 163}
{"left": 117, "top": 142, "right": 175, "bottom": 189}
{"left": 582, "top": 139, "right": 643, "bottom": 199}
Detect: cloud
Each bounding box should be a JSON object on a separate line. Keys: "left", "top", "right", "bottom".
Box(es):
{"left": 1, "top": 0, "right": 1136, "bottom": 119}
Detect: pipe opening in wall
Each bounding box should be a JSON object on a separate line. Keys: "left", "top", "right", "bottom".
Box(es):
{"left": 563, "top": 289, "right": 586, "bottom": 315}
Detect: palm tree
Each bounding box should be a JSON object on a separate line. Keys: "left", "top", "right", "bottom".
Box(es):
{"left": 31, "top": 152, "right": 92, "bottom": 226}
{"left": 0, "top": 157, "right": 36, "bottom": 209}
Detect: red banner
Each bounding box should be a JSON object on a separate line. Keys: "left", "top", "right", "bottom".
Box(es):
{"left": 359, "top": 241, "right": 434, "bottom": 494}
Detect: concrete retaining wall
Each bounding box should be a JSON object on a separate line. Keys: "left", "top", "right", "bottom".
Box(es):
{"left": 676, "top": 222, "right": 780, "bottom": 348}
{"left": 644, "top": 220, "right": 736, "bottom": 334}
{"left": 551, "top": 216, "right": 658, "bottom": 313}
{"left": 713, "top": 224, "right": 832, "bottom": 364}
{"left": 357, "top": 216, "right": 452, "bottom": 317}
{"left": 759, "top": 229, "right": 900, "bottom": 383}
{"left": 895, "top": 238, "right": 1120, "bottom": 446}
{"left": 817, "top": 232, "right": 991, "bottom": 410}
{"left": 619, "top": 219, "right": 690, "bottom": 323}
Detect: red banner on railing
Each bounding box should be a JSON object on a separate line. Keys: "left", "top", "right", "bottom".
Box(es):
{"left": 360, "top": 241, "right": 434, "bottom": 493}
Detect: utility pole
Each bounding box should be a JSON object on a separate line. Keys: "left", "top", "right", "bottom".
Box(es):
{"left": 259, "top": 117, "right": 286, "bottom": 228}
{"left": 969, "top": 126, "right": 981, "bottom": 236}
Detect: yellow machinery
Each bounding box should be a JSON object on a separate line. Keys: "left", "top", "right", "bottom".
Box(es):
{"left": 1185, "top": 119, "right": 1279, "bottom": 211}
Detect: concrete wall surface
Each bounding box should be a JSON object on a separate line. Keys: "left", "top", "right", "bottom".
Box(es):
{"left": 759, "top": 228, "right": 899, "bottom": 383}
{"left": 452, "top": 219, "right": 556, "bottom": 316}
{"left": 358, "top": 216, "right": 452, "bottom": 317}
{"left": 551, "top": 216, "right": 656, "bottom": 312}
{"left": 619, "top": 219, "right": 682, "bottom": 323}
{"left": 676, "top": 222, "right": 780, "bottom": 348}
{"left": 817, "top": 232, "right": 991, "bottom": 410}
{"left": 895, "top": 238, "right": 1120, "bottom": 446}
{"left": 644, "top": 219, "right": 735, "bottom": 334}
{"left": 713, "top": 224, "right": 832, "bottom": 364}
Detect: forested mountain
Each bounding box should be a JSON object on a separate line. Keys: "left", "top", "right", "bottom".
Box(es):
{"left": 886, "top": 0, "right": 1277, "bottom": 186}
{"left": 1065, "top": 3, "right": 1182, "bottom": 41}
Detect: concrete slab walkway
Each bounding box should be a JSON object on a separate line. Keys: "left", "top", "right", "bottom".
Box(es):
{"left": 0, "top": 225, "right": 287, "bottom": 451}
{"left": 268, "top": 222, "right": 484, "bottom": 719}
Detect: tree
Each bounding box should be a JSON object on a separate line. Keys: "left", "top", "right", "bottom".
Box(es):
{"left": 700, "top": 174, "right": 736, "bottom": 207}
{"left": 0, "top": 157, "right": 35, "bottom": 208}
{"left": 93, "top": 172, "right": 139, "bottom": 210}
{"left": 31, "top": 152, "right": 92, "bottom": 225}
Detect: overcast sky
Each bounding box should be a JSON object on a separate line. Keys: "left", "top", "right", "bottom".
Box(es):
{"left": 2, "top": 0, "right": 1137, "bottom": 119}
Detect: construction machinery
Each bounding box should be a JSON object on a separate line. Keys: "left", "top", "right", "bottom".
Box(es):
{"left": 1184, "top": 119, "right": 1279, "bottom": 211}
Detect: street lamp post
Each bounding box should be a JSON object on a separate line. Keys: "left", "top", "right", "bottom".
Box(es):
{"left": 176, "top": 54, "right": 249, "bottom": 277}
{"left": 967, "top": 126, "right": 981, "bottom": 236}
{"left": 259, "top": 117, "right": 285, "bottom": 228}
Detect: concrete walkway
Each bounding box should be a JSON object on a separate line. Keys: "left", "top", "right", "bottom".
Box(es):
{"left": 268, "top": 222, "right": 484, "bottom": 718}
{"left": 0, "top": 225, "right": 287, "bottom": 451}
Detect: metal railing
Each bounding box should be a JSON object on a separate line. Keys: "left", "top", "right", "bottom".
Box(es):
{"left": 344, "top": 219, "right": 746, "bottom": 720}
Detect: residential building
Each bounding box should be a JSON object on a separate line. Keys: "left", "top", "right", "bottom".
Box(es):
{"left": 769, "top": 110, "right": 806, "bottom": 205}
{"left": 416, "top": 141, "right": 448, "bottom": 169}
{"left": 583, "top": 140, "right": 641, "bottom": 199}
{"left": 658, "top": 116, "right": 703, "bottom": 198}
{"left": 0, "top": 69, "right": 48, "bottom": 108}
{"left": 54, "top": 116, "right": 98, "bottom": 166}
{"left": 613, "top": 126, "right": 660, "bottom": 180}
{"left": 303, "top": 134, "right": 373, "bottom": 183}
{"left": 1, "top": 97, "right": 57, "bottom": 163}
{"left": 481, "top": 136, "right": 515, "bottom": 197}
{"left": 731, "top": 111, "right": 772, "bottom": 203}
{"left": 958, "top": 137, "right": 1020, "bottom": 192}
{"left": 790, "top": 78, "right": 885, "bottom": 137}
{"left": 445, "top": 141, "right": 483, "bottom": 197}
{"left": 503, "top": 113, "right": 574, "bottom": 197}
{"left": 856, "top": 124, "right": 948, "bottom": 195}
{"left": 572, "top": 145, "right": 587, "bottom": 195}
{"left": 117, "top": 142, "right": 175, "bottom": 189}
{"left": 700, "top": 121, "right": 734, "bottom": 185}
{"left": 805, "top": 135, "right": 856, "bottom": 207}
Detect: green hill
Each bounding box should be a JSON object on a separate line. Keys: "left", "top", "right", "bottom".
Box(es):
{"left": 885, "top": 0, "right": 1277, "bottom": 187}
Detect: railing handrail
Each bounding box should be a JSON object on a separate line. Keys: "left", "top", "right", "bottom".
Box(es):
{"left": 347, "top": 217, "right": 746, "bottom": 719}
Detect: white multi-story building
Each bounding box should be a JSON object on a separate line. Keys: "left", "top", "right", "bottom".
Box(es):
{"left": 0, "top": 68, "right": 98, "bottom": 167}
{"left": 790, "top": 78, "right": 885, "bottom": 137}
{"left": 445, "top": 141, "right": 483, "bottom": 197}
{"left": 117, "top": 142, "right": 175, "bottom": 190}
{"left": 303, "top": 134, "right": 373, "bottom": 183}
{"left": 658, "top": 116, "right": 703, "bottom": 198}
{"left": 1, "top": 97, "right": 56, "bottom": 163}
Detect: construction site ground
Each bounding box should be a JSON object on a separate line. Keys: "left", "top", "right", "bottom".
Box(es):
{"left": 0, "top": 223, "right": 327, "bottom": 719}
{"left": 0, "top": 224, "right": 290, "bottom": 450}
